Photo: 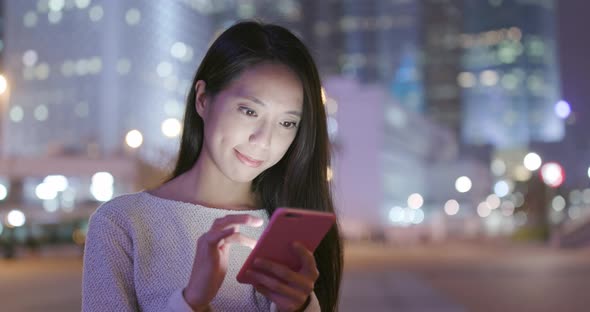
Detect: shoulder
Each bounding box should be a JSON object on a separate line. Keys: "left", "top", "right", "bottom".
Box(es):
{"left": 90, "top": 191, "right": 147, "bottom": 229}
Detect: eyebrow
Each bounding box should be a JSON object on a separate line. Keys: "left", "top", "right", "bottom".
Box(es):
{"left": 242, "top": 95, "right": 302, "bottom": 117}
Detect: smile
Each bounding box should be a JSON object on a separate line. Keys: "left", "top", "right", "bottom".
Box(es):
{"left": 234, "top": 149, "right": 264, "bottom": 168}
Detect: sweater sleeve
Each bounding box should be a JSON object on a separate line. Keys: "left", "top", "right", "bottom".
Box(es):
{"left": 82, "top": 212, "right": 138, "bottom": 312}
{"left": 269, "top": 292, "right": 321, "bottom": 312}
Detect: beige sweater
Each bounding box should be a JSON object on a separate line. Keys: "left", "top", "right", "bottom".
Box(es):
{"left": 82, "top": 191, "right": 320, "bottom": 311}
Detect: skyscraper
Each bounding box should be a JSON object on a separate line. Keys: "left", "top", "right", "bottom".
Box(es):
{"left": 460, "top": 0, "right": 562, "bottom": 148}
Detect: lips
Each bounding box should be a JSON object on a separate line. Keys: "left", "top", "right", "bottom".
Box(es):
{"left": 234, "top": 149, "right": 264, "bottom": 168}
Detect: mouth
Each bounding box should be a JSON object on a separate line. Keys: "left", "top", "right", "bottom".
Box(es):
{"left": 234, "top": 149, "right": 264, "bottom": 168}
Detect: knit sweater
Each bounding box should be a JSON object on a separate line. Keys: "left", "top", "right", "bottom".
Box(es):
{"left": 82, "top": 191, "right": 321, "bottom": 311}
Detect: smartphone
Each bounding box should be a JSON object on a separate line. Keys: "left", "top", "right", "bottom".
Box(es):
{"left": 236, "top": 207, "right": 336, "bottom": 284}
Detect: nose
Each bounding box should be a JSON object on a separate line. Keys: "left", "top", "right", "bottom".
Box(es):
{"left": 249, "top": 120, "right": 272, "bottom": 149}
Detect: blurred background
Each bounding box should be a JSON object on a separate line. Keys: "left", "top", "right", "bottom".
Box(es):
{"left": 0, "top": 0, "right": 589, "bottom": 311}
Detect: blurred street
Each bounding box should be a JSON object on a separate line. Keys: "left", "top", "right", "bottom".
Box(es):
{"left": 2, "top": 242, "right": 589, "bottom": 312}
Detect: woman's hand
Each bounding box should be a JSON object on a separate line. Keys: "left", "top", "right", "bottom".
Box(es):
{"left": 247, "top": 242, "right": 319, "bottom": 312}
{"left": 183, "top": 214, "right": 264, "bottom": 311}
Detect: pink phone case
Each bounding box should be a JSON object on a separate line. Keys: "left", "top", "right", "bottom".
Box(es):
{"left": 236, "top": 207, "right": 336, "bottom": 284}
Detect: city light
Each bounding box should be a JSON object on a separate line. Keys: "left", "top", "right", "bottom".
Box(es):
{"left": 494, "top": 180, "right": 511, "bottom": 197}
{"left": 569, "top": 190, "right": 582, "bottom": 205}
{"left": 7, "top": 209, "right": 26, "bottom": 227}
{"left": 444, "top": 199, "right": 460, "bottom": 216}
{"left": 44, "top": 175, "right": 69, "bottom": 192}
{"left": 92, "top": 172, "right": 114, "bottom": 186}
{"left": 486, "top": 194, "right": 501, "bottom": 209}
{"left": 326, "top": 166, "right": 333, "bottom": 182}
{"left": 411, "top": 208, "right": 425, "bottom": 224}
{"left": 491, "top": 158, "right": 506, "bottom": 176}
{"left": 523, "top": 152, "right": 542, "bottom": 171}
{"left": 125, "top": 129, "right": 143, "bottom": 148}
{"left": 407, "top": 193, "right": 424, "bottom": 209}
{"left": 540, "top": 162, "right": 565, "bottom": 188}
{"left": 500, "top": 201, "right": 515, "bottom": 216}
{"left": 477, "top": 202, "right": 491, "bottom": 218}
{"left": 388, "top": 206, "right": 404, "bottom": 224}
{"left": 0, "top": 74, "right": 7, "bottom": 95}
{"left": 513, "top": 165, "right": 532, "bottom": 182}
{"left": 35, "top": 182, "right": 58, "bottom": 200}
{"left": 161, "top": 118, "right": 182, "bottom": 138}
{"left": 0, "top": 183, "right": 7, "bottom": 201}
{"left": 455, "top": 176, "right": 472, "bottom": 193}
{"left": 552, "top": 195, "right": 566, "bottom": 212}
{"left": 554, "top": 100, "right": 571, "bottom": 119}
{"left": 91, "top": 172, "right": 114, "bottom": 202}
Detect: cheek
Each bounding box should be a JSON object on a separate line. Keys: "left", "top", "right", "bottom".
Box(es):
{"left": 269, "top": 134, "right": 297, "bottom": 162}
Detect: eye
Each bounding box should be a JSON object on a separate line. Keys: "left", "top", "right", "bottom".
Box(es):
{"left": 239, "top": 106, "right": 257, "bottom": 117}
{"left": 280, "top": 121, "right": 298, "bottom": 129}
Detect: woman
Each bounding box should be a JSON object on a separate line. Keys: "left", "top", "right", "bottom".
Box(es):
{"left": 82, "top": 21, "right": 343, "bottom": 312}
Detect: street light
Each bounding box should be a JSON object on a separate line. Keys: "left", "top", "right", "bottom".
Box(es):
{"left": 540, "top": 162, "right": 565, "bottom": 188}
{"left": 455, "top": 176, "right": 472, "bottom": 193}
{"left": 523, "top": 152, "right": 542, "bottom": 171}
{"left": 0, "top": 74, "right": 7, "bottom": 95}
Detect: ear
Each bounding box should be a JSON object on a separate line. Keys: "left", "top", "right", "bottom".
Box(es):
{"left": 194, "top": 80, "right": 208, "bottom": 119}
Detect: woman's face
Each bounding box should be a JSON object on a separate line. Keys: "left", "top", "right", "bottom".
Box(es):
{"left": 197, "top": 62, "right": 303, "bottom": 183}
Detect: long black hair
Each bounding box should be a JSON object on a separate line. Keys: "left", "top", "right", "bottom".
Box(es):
{"left": 168, "top": 21, "right": 343, "bottom": 311}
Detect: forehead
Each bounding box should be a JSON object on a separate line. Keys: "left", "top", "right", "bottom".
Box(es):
{"left": 223, "top": 63, "right": 304, "bottom": 109}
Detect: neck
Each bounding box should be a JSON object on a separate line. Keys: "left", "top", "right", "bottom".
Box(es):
{"left": 172, "top": 153, "right": 258, "bottom": 210}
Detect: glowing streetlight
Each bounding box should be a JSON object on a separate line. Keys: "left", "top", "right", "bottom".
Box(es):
{"left": 125, "top": 129, "right": 143, "bottom": 148}
{"left": 444, "top": 200, "right": 460, "bottom": 216}
{"left": 554, "top": 100, "right": 571, "bottom": 119}
{"left": 455, "top": 176, "right": 472, "bottom": 193}
{"left": 407, "top": 193, "right": 424, "bottom": 209}
{"left": 0, "top": 74, "right": 7, "bottom": 95}
{"left": 7, "top": 209, "right": 26, "bottom": 227}
{"left": 161, "top": 118, "right": 181, "bottom": 138}
{"left": 0, "top": 183, "right": 7, "bottom": 201}
{"left": 523, "top": 152, "right": 542, "bottom": 171}
{"left": 540, "top": 162, "right": 564, "bottom": 188}
{"left": 91, "top": 172, "right": 114, "bottom": 202}
{"left": 494, "top": 180, "right": 510, "bottom": 197}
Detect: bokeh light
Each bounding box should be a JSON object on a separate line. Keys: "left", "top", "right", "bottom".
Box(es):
{"left": 444, "top": 199, "right": 460, "bottom": 216}
{"left": 125, "top": 129, "right": 143, "bottom": 148}
{"left": 7, "top": 209, "right": 26, "bottom": 227}
{"left": 540, "top": 162, "right": 565, "bottom": 188}
{"left": 523, "top": 152, "right": 542, "bottom": 171}
{"left": 0, "top": 183, "right": 7, "bottom": 200}
{"left": 161, "top": 118, "right": 182, "bottom": 138}
{"left": 477, "top": 202, "right": 491, "bottom": 218}
{"left": 407, "top": 193, "right": 424, "bottom": 209}
{"left": 0, "top": 74, "right": 8, "bottom": 94}
{"left": 494, "top": 180, "right": 510, "bottom": 197}
{"left": 455, "top": 176, "right": 472, "bottom": 193}
{"left": 552, "top": 195, "right": 566, "bottom": 212}
{"left": 554, "top": 100, "right": 571, "bottom": 119}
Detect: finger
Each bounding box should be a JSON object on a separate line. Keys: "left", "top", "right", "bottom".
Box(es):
{"left": 252, "top": 258, "right": 313, "bottom": 293}
{"left": 211, "top": 214, "right": 264, "bottom": 231}
{"left": 203, "top": 227, "right": 235, "bottom": 247}
{"left": 247, "top": 270, "right": 304, "bottom": 300}
{"left": 292, "top": 242, "right": 320, "bottom": 279}
{"left": 223, "top": 233, "right": 258, "bottom": 249}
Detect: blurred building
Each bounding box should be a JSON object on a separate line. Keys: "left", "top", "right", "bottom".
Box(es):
{"left": 460, "top": 0, "right": 562, "bottom": 148}
{"left": 0, "top": 1, "right": 218, "bottom": 242}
